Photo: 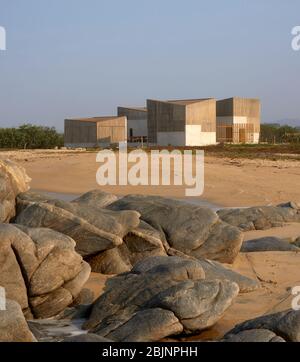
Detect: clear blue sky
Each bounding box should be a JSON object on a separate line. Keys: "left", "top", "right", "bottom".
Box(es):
{"left": 0, "top": 0, "right": 299, "bottom": 130}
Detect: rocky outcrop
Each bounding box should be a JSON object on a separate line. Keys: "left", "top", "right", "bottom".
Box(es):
{"left": 0, "top": 299, "right": 36, "bottom": 342}
{"left": 193, "top": 259, "right": 260, "bottom": 293}
{"left": 241, "top": 236, "right": 300, "bottom": 252}
{"left": 15, "top": 191, "right": 140, "bottom": 257}
{"left": 16, "top": 192, "right": 243, "bottom": 270}
{"left": 107, "top": 195, "right": 243, "bottom": 264}
{"left": 74, "top": 191, "right": 166, "bottom": 272}
{"left": 106, "top": 308, "right": 183, "bottom": 342}
{"left": 87, "top": 220, "right": 167, "bottom": 274}
{"left": 221, "top": 329, "right": 285, "bottom": 342}
{"left": 0, "top": 159, "right": 31, "bottom": 223}
{"left": 0, "top": 224, "right": 90, "bottom": 319}
{"left": 132, "top": 256, "right": 259, "bottom": 293}
{"left": 72, "top": 190, "right": 118, "bottom": 209}
{"left": 16, "top": 190, "right": 54, "bottom": 214}
{"left": 222, "top": 310, "right": 300, "bottom": 342}
{"left": 17, "top": 191, "right": 165, "bottom": 273}
{"left": 218, "top": 203, "right": 300, "bottom": 231}
{"left": 16, "top": 190, "right": 118, "bottom": 213}
{"left": 83, "top": 256, "right": 239, "bottom": 341}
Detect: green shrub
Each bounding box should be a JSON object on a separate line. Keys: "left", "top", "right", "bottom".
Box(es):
{"left": 0, "top": 124, "right": 64, "bottom": 149}
{"left": 260, "top": 124, "right": 300, "bottom": 143}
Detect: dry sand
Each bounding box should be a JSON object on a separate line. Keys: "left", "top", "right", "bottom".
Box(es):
{"left": 1, "top": 149, "right": 300, "bottom": 207}
{"left": 244, "top": 223, "right": 300, "bottom": 242}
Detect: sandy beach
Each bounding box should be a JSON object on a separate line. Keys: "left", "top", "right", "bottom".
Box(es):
{"left": 1, "top": 149, "right": 300, "bottom": 342}
{"left": 1, "top": 149, "right": 299, "bottom": 208}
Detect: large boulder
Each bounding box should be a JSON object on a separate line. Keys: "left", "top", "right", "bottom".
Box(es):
{"left": 15, "top": 191, "right": 140, "bottom": 257}
{"left": 0, "top": 159, "right": 31, "bottom": 223}
{"left": 106, "top": 308, "right": 183, "bottom": 342}
{"left": 0, "top": 224, "right": 91, "bottom": 319}
{"left": 87, "top": 220, "right": 167, "bottom": 274}
{"left": 241, "top": 237, "right": 300, "bottom": 253}
{"left": 221, "top": 329, "right": 285, "bottom": 342}
{"left": 75, "top": 193, "right": 167, "bottom": 272}
{"left": 218, "top": 203, "right": 300, "bottom": 231}
{"left": 0, "top": 299, "right": 36, "bottom": 342}
{"left": 107, "top": 195, "right": 243, "bottom": 264}
{"left": 222, "top": 310, "right": 300, "bottom": 342}
{"left": 72, "top": 190, "right": 118, "bottom": 209}
{"left": 16, "top": 190, "right": 53, "bottom": 214}
{"left": 132, "top": 255, "right": 259, "bottom": 293}
{"left": 194, "top": 259, "right": 260, "bottom": 293}
{"left": 0, "top": 225, "right": 31, "bottom": 311}
{"left": 83, "top": 256, "right": 239, "bottom": 341}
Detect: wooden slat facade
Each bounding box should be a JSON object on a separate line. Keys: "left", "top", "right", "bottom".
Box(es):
{"left": 64, "top": 117, "right": 127, "bottom": 147}
{"left": 147, "top": 98, "right": 216, "bottom": 144}
{"left": 216, "top": 97, "right": 261, "bottom": 143}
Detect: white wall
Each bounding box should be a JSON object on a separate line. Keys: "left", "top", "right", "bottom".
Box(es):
{"left": 233, "top": 116, "right": 247, "bottom": 124}
{"left": 185, "top": 125, "right": 216, "bottom": 146}
{"left": 253, "top": 133, "right": 260, "bottom": 144}
{"left": 217, "top": 116, "right": 249, "bottom": 125}
{"left": 157, "top": 128, "right": 216, "bottom": 146}
{"left": 157, "top": 132, "right": 185, "bottom": 146}
{"left": 186, "top": 125, "right": 202, "bottom": 146}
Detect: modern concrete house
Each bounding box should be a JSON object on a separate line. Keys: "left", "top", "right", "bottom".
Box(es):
{"left": 147, "top": 98, "right": 217, "bottom": 146}
{"left": 117, "top": 106, "right": 148, "bottom": 143}
{"left": 64, "top": 116, "right": 127, "bottom": 148}
{"left": 216, "top": 97, "right": 261, "bottom": 143}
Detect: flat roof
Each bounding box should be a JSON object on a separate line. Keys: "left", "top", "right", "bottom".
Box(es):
{"left": 65, "top": 116, "right": 124, "bottom": 123}
{"left": 167, "top": 98, "right": 214, "bottom": 105}
{"left": 118, "top": 106, "right": 147, "bottom": 112}
{"left": 148, "top": 98, "right": 214, "bottom": 106}
{"left": 217, "top": 97, "right": 260, "bottom": 102}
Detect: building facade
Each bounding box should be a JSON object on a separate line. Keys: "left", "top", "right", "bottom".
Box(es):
{"left": 216, "top": 97, "right": 261, "bottom": 143}
{"left": 64, "top": 97, "right": 261, "bottom": 148}
{"left": 64, "top": 116, "right": 127, "bottom": 148}
{"left": 117, "top": 106, "right": 148, "bottom": 143}
{"left": 147, "top": 98, "right": 217, "bottom": 146}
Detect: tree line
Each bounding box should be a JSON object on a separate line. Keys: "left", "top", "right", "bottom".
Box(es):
{"left": 0, "top": 124, "right": 64, "bottom": 149}
{"left": 260, "top": 124, "right": 300, "bottom": 143}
